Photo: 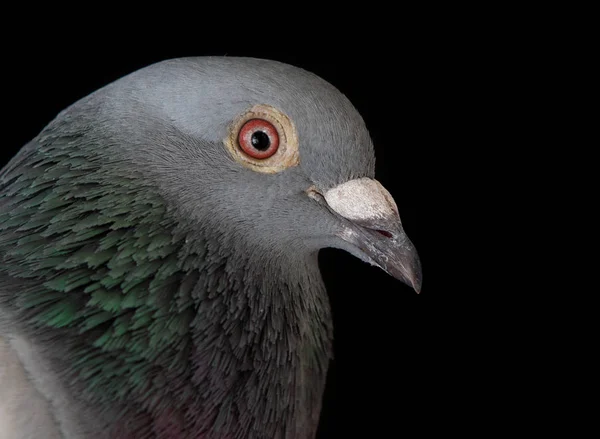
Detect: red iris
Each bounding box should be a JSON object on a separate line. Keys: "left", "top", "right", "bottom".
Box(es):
{"left": 238, "top": 119, "right": 280, "bottom": 159}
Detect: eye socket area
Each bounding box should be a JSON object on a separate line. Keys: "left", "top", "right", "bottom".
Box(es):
{"left": 224, "top": 104, "right": 299, "bottom": 174}
{"left": 238, "top": 119, "right": 280, "bottom": 159}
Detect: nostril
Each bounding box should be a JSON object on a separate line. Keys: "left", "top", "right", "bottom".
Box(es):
{"left": 376, "top": 229, "right": 393, "bottom": 239}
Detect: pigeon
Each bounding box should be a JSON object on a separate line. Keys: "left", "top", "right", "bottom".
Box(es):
{"left": 0, "top": 57, "right": 421, "bottom": 439}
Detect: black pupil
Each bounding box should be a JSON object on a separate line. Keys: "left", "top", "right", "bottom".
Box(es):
{"left": 251, "top": 131, "right": 271, "bottom": 151}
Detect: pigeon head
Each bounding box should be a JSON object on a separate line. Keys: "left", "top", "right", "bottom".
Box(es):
{"left": 0, "top": 57, "right": 421, "bottom": 438}
{"left": 81, "top": 57, "right": 420, "bottom": 289}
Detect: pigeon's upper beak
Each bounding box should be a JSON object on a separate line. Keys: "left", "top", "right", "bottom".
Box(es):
{"left": 310, "top": 178, "right": 422, "bottom": 293}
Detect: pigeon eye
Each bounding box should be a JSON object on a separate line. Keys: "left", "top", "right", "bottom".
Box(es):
{"left": 238, "top": 119, "right": 280, "bottom": 159}
{"left": 225, "top": 104, "right": 299, "bottom": 174}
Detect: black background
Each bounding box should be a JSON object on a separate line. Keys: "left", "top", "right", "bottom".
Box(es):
{"left": 2, "top": 38, "right": 491, "bottom": 437}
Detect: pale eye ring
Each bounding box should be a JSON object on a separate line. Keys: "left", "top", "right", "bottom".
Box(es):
{"left": 224, "top": 104, "right": 299, "bottom": 174}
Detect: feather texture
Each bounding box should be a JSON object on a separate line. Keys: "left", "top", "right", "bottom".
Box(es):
{"left": 0, "top": 56, "right": 381, "bottom": 438}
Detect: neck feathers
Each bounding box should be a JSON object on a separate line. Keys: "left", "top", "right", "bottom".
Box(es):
{"left": 0, "top": 138, "right": 333, "bottom": 438}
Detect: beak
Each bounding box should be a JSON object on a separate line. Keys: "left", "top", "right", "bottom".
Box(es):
{"left": 312, "top": 178, "right": 422, "bottom": 293}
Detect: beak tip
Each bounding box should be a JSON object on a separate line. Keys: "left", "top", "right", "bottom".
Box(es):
{"left": 404, "top": 255, "right": 422, "bottom": 294}
{"left": 410, "top": 274, "right": 422, "bottom": 294}
{"left": 389, "top": 263, "right": 422, "bottom": 294}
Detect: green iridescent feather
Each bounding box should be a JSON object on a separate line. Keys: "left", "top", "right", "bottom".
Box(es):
{"left": 0, "top": 136, "right": 198, "bottom": 400}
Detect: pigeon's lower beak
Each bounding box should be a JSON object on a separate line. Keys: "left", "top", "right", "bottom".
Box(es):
{"left": 309, "top": 178, "right": 422, "bottom": 293}
{"left": 354, "top": 227, "right": 422, "bottom": 293}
